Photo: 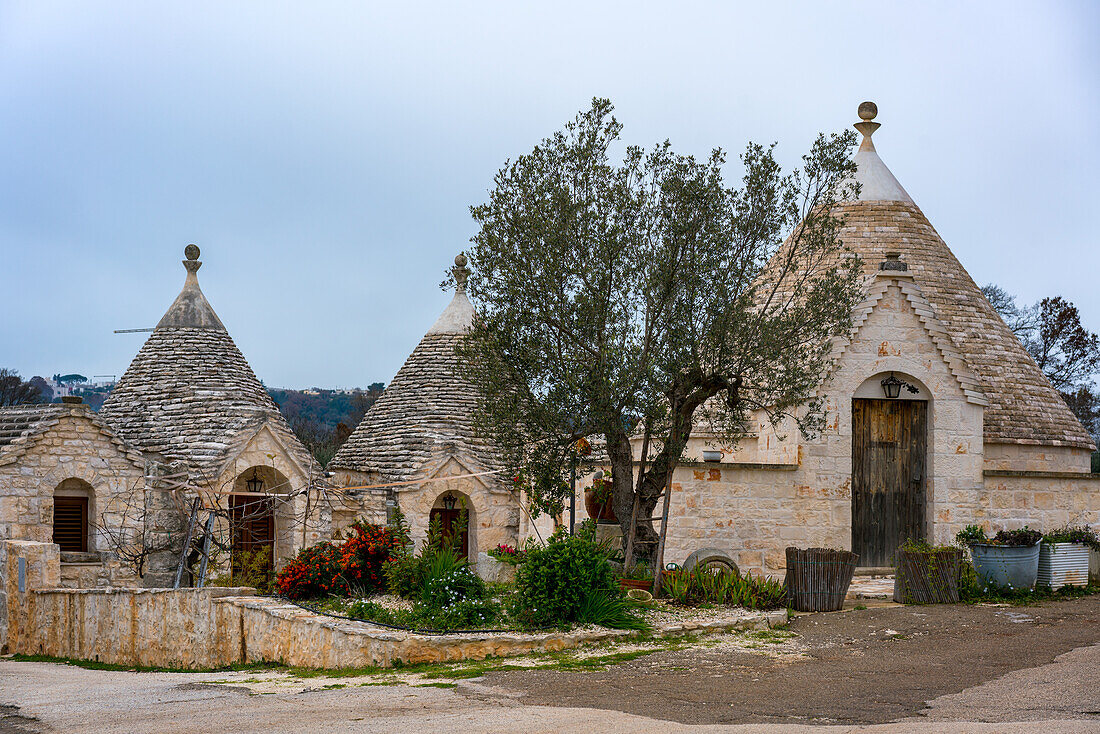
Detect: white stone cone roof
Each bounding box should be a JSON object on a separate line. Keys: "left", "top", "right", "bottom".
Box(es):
{"left": 828, "top": 103, "right": 1092, "bottom": 449}
{"left": 329, "top": 255, "right": 505, "bottom": 481}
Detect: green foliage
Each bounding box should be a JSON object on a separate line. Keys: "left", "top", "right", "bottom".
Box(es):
{"left": 456, "top": 97, "right": 863, "bottom": 567}
{"left": 956, "top": 525, "right": 1042, "bottom": 547}
{"left": 660, "top": 567, "right": 787, "bottom": 610}
{"left": 1042, "top": 525, "right": 1100, "bottom": 550}
{"left": 211, "top": 546, "right": 273, "bottom": 594}
{"left": 383, "top": 552, "right": 423, "bottom": 599}
{"left": 575, "top": 591, "right": 650, "bottom": 631}
{"left": 512, "top": 531, "right": 619, "bottom": 627}
{"left": 992, "top": 527, "right": 1042, "bottom": 546}
{"left": 956, "top": 525, "right": 988, "bottom": 544}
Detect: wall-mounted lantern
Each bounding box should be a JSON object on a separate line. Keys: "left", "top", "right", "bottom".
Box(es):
{"left": 880, "top": 373, "right": 919, "bottom": 399}
{"left": 246, "top": 468, "right": 265, "bottom": 494}
{"left": 441, "top": 492, "right": 458, "bottom": 511}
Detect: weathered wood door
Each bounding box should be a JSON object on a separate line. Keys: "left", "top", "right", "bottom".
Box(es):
{"left": 230, "top": 494, "right": 275, "bottom": 575}
{"left": 852, "top": 398, "right": 927, "bottom": 567}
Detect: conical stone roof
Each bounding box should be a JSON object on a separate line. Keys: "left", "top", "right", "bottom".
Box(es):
{"left": 833, "top": 103, "right": 1092, "bottom": 450}
{"left": 329, "top": 255, "right": 504, "bottom": 482}
{"left": 101, "top": 245, "right": 317, "bottom": 480}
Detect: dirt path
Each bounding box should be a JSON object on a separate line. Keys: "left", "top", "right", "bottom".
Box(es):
{"left": 481, "top": 596, "right": 1100, "bottom": 726}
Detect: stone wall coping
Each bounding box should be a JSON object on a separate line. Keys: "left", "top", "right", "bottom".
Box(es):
{"left": 31, "top": 586, "right": 255, "bottom": 597}
{"left": 213, "top": 595, "right": 788, "bottom": 646}
{"left": 983, "top": 469, "right": 1100, "bottom": 480}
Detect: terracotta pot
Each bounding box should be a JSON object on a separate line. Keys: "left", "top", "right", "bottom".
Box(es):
{"left": 584, "top": 488, "right": 617, "bottom": 523}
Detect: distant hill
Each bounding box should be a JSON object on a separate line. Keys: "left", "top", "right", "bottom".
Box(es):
{"left": 267, "top": 384, "right": 385, "bottom": 467}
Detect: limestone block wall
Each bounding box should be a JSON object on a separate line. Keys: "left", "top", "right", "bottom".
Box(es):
{"left": 585, "top": 281, "right": 990, "bottom": 578}
{"left": 984, "top": 443, "right": 1093, "bottom": 474}
{"left": 980, "top": 471, "right": 1100, "bottom": 533}
{"left": 0, "top": 412, "right": 147, "bottom": 587}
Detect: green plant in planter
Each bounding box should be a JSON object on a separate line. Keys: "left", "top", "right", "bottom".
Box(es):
{"left": 955, "top": 525, "right": 988, "bottom": 545}
{"left": 991, "top": 527, "right": 1042, "bottom": 547}
{"left": 1042, "top": 526, "right": 1100, "bottom": 551}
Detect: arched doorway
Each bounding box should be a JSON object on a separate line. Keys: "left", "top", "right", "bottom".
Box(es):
{"left": 229, "top": 466, "right": 281, "bottom": 580}
{"left": 851, "top": 372, "right": 930, "bottom": 567}
{"left": 53, "top": 478, "right": 94, "bottom": 553}
{"left": 429, "top": 491, "right": 471, "bottom": 559}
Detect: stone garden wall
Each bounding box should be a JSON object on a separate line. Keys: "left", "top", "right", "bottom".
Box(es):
{"left": 1, "top": 540, "right": 783, "bottom": 669}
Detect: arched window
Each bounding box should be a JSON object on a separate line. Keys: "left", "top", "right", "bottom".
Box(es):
{"left": 53, "top": 478, "right": 94, "bottom": 553}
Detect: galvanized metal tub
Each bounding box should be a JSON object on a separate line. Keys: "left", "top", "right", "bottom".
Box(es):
{"left": 1037, "top": 542, "right": 1091, "bottom": 590}
{"left": 969, "top": 543, "right": 1039, "bottom": 590}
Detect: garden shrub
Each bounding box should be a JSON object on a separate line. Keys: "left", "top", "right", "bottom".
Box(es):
{"left": 339, "top": 520, "right": 403, "bottom": 593}
{"left": 275, "top": 542, "right": 347, "bottom": 599}
{"left": 512, "top": 530, "right": 617, "bottom": 627}
{"left": 275, "top": 520, "right": 401, "bottom": 600}
{"left": 383, "top": 551, "right": 424, "bottom": 599}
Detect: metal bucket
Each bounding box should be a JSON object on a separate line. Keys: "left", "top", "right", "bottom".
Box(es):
{"left": 1037, "top": 542, "right": 1091, "bottom": 590}
{"left": 969, "top": 543, "right": 1040, "bottom": 590}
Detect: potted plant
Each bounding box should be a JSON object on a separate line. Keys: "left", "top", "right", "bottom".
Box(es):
{"left": 957, "top": 525, "right": 1042, "bottom": 591}
{"left": 583, "top": 471, "right": 617, "bottom": 523}
{"left": 618, "top": 562, "right": 654, "bottom": 592}
{"left": 1038, "top": 526, "right": 1099, "bottom": 590}
{"left": 893, "top": 538, "right": 963, "bottom": 604}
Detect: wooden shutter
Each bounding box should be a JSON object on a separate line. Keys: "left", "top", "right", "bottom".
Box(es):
{"left": 53, "top": 496, "right": 88, "bottom": 552}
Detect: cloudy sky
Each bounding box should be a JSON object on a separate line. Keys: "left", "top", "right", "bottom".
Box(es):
{"left": 2, "top": 1, "right": 1097, "bottom": 389}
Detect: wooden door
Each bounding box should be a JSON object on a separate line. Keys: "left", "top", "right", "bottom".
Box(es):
{"left": 429, "top": 508, "right": 469, "bottom": 559}
{"left": 852, "top": 399, "right": 927, "bottom": 567}
{"left": 230, "top": 494, "right": 275, "bottom": 575}
{"left": 53, "top": 496, "right": 88, "bottom": 553}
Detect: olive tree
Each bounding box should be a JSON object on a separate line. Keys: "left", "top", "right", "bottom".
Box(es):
{"left": 455, "top": 98, "right": 862, "bottom": 566}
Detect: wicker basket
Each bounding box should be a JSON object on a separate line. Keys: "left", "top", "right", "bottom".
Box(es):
{"left": 785, "top": 547, "right": 859, "bottom": 612}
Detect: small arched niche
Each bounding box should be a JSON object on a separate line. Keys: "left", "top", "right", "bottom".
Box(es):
{"left": 53, "top": 477, "right": 95, "bottom": 553}
{"left": 429, "top": 490, "right": 476, "bottom": 560}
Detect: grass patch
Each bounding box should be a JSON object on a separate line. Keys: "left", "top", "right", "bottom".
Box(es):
{"left": 415, "top": 682, "right": 457, "bottom": 689}
{"left": 962, "top": 582, "right": 1100, "bottom": 607}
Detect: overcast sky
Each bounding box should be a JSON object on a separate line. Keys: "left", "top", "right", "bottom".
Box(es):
{"left": 2, "top": 1, "right": 1097, "bottom": 389}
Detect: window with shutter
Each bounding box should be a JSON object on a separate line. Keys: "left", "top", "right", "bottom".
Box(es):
{"left": 53, "top": 496, "right": 88, "bottom": 553}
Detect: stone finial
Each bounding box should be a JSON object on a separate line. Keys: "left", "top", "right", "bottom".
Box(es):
{"left": 183, "top": 244, "right": 201, "bottom": 274}
{"left": 854, "top": 101, "right": 881, "bottom": 153}
{"left": 452, "top": 253, "right": 470, "bottom": 292}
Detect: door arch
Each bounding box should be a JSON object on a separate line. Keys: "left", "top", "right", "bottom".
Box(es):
{"left": 229, "top": 465, "right": 285, "bottom": 579}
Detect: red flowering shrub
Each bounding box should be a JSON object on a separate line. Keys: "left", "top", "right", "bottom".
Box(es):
{"left": 339, "top": 521, "right": 403, "bottom": 591}
{"left": 275, "top": 542, "right": 346, "bottom": 599}
{"left": 275, "top": 521, "right": 402, "bottom": 600}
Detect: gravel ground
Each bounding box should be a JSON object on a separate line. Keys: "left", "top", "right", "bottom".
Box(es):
{"left": 1, "top": 596, "right": 1098, "bottom": 733}
{"left": 481, "top": 595, "right": 1100, "bottom": 726}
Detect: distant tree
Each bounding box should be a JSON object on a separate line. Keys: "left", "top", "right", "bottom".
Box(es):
{"left": 58, "top": 374, "right": 88, "bottom": 384}
{"left": 28, "top": 376, "right": 53, "bottom": 402}
{"left": 457, "top": 98, "right": 862, "bottom": 567}
{"left": 0, "top": 369, "right": 48, "bottom": 406}
{"left": 984, "top": 285, "right": 1100, "bottom": 444}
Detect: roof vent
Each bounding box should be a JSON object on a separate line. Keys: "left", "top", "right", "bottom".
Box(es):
{"left": 880, "top": 252, "right": 908, "bottom": 272}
